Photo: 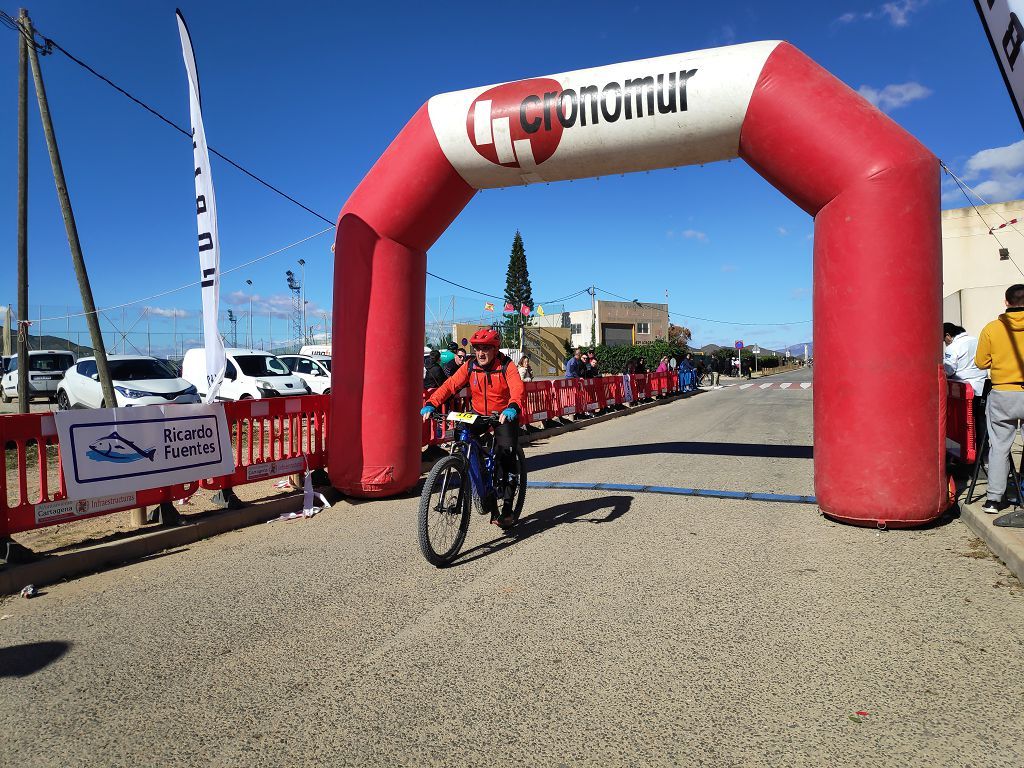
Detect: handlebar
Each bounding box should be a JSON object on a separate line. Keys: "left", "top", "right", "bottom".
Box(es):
{"left": 430, "top": 411, "right": 502, "bottom": 425}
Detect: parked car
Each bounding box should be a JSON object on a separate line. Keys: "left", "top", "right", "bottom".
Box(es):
{"left": 181, "top": 348, "right": 310, "bottom": 401}
{"left": 278, "top": 353, "right": 331, "bottom": 395}
{"left": 1, "top": 350, "right": 76, "bottom": 403}
{"left": 57, "top": 355, "right": 200, "bottom": 409}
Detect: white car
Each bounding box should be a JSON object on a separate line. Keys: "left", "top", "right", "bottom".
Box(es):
{"left": 57, "top": 355, "right": 200, "bottom": 409}
{"left": 1, "top": 350, "right": 76, "bottom": 403}
{"left": 278, "top": 354, "right": 331, "bottom": 395}
{"left": 181, "top": 348, "right": 310, "bottom": 401}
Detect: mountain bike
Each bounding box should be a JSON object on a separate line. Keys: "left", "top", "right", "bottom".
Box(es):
{"left": 418, "top": 412, "right": 527, "bottom": 566}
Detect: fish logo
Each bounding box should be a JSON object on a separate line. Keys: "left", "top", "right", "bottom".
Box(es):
{"left": 86, "top": 431, "right": 156, "bottom": 464}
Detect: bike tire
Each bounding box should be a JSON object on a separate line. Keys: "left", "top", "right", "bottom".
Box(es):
{"left": 509, "top": 446, "right": 528, "bottom": 522}
{"left": 418, "top": 454, "right": 471, "bottom": 567}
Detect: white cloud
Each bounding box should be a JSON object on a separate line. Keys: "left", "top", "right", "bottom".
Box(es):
{"left": 145, "top": 306, "right": 189, "bottom": 318}
{"left": 681, "top": 229, "right": 708, "bottom": 242}
{"left": 973, "top": 175, "right": 1024, "bottom": 201}
{"left": 964, "top": 140, "right": 1024, "bottom": 178}
{"left": 881, "top": 0, "right": 926, "bottom": 27}
{"left": 790, "top": 287, "right": 810, "bottom": 301}
{"left": 777, "top": 227, "right": 788, "bottom": 236}
{"left": 720, "top": 263, "right": 737, "bottom": 273}
{"left": 836, "top": 0, "right": 927, "bottom": 27}
{"left": 857, "top": 82, "right": 932, "bottom": 111}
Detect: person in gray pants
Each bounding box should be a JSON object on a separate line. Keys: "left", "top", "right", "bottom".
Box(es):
{"left": 975, "top": 284, "right": 1024, "bottom": 513}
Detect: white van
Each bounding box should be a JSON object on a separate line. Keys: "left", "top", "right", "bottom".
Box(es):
{"left": 1, "top": 350, "right": 76, "bottom": 403}
{"left": 181, "top": 348, "right": 310, "bottom": 401}
{"left": 278, "top": 353, "right": 331, "bottom": 395}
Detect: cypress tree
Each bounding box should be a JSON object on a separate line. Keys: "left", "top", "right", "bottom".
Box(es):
{"left": 502, "top": 230, "right": 534, "bottom": 347}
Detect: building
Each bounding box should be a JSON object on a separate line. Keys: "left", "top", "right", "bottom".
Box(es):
{"left": 452, "top": 322, "right": 571, "bottom": 376}
{"left": 943, "top": 199, "right": 1024, "bottom": 335}
{"left": 533, "top": 299, "right": 669, "bottom": 348}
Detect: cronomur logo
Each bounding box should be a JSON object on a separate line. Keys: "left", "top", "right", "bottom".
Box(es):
{"left": 466, "top": 69, "right": 699, "bottom": 169}
{"left": 467, "top": 78, "right": 564, "bottom": 169}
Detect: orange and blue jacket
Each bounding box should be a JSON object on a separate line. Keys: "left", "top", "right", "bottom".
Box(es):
{"left": 426, "top": 354, "right": 524, "bottom": 416}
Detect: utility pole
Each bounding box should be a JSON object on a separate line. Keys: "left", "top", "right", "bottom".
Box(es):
{"left": 25, "top": 11, "right": 116, "bottom": 407}
{"left": 16, "top": 9, "right": 29, "bottom": 413}
{"left": 298, "top": 258, "right": 306, "bottom": 345}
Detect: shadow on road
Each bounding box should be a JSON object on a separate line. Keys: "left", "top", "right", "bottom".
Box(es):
{"left": 450, "top": 494, "right": 633, "bottom": 567}
{"left": 527, "top": 442, "right": 813, "bottom": 473}
{"left": 0, "top": 641, "right": 71, "bottom": 678}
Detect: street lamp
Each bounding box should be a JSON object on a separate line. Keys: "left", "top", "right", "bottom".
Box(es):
{"left": 245, "top": 279, "right": 254, "bottom": 349}
{"left": 297, "top": 259, "right": 306, "bottom": 345}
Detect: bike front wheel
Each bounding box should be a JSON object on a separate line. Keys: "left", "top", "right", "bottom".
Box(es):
{"left": 418, "top": 454, "right": 471, "bottom": 566}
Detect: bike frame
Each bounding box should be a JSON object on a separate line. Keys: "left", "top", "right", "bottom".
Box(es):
{"left": 448, "top": 424, "right": 496, "bottom": 501}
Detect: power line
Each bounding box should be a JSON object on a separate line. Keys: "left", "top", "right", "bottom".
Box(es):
{"left": 29, "top": 227, "right": 334, "bottom": 323}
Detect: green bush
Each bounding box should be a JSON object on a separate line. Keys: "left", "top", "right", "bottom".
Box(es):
{"left": 591, "top": 340, "right": 689, "bottom": 374}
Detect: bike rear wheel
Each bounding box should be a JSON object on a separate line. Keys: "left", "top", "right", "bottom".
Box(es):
{"left": 505, "top": 446, "right": 528, "bottom": 523}
{"left": 418, "top": 454, "right": 471, "bottom": 566}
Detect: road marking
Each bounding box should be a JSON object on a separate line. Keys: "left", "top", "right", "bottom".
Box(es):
{"left": 528, "top": 480, "right": 817, "bottom": 505}
{"left": 740, "top": 383, "right": 755, "bottom": 389}
{"left": 780, "top": 383, "right": 792, "bottom": 389}
{"left": 759, "top": 383, "right": 773, "bottom": 389}
{"left": 800, "top": 383, "right": 812, "bottom": 389}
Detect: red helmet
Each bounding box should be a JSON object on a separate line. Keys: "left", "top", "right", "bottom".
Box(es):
{"left": 470, "top": 328, "right": 501, "bottom": 348}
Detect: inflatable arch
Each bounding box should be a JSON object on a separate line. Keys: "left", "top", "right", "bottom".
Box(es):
{"left": 330, "top": 41, "right": 949, "bottom": 527}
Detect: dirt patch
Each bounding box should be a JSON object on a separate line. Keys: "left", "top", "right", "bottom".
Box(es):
{"left": 960, "top": 536, "right": 999, "bottom": 561}
{"left": 10, "top": 475, "right": 301, "bottom": 556}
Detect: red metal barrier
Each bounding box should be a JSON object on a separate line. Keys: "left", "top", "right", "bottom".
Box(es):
{"left": 945, "top": 380, "right": 976, "bottom": 464}
{"left": 581, "top": 378, "right": 604, "bottom": 413}
{"left": 601, "top": 376, "right": 623, "bottom": 408}
{"left": 520, "top": 381, "right": 559, "bottom": 425}
{"left": 552, "top": 379, "right": 587, "bottom": 417}
{"left": 200, "top": 395, "right": 330, "bottom": 490}
{"left": 631, "top": 374, "right": 651, "bottom": 401}
{"left": 0, "top": 412, "right": 197, "bottom": 537}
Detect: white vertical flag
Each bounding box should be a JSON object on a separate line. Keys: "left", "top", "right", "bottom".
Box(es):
{"left": 177, "top": 10, "right": 225, "bottom": 402}
{"left": 2, "top": 305, "right": 11, "bottom": 359}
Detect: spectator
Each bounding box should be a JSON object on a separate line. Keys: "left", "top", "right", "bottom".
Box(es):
{"left": 423, "top": 350, "right": 447, "bottom": 389}
{"left": 442, "top": 343, "right": 460, "bottom": 378}
{"left": 680, "top": 354, "right": 695, "bottom": 391}
{"left": 518, "top": 354, "right": 534, "bottom": 382}
{"left": 974, "top": 284, "right": 1024, "bottom": 512}
{"left": 565, "top": 348, "right": 586, "bottom": 379}
{"left": 585, "top": 353, "right": 600, "bottom": 378}
{"left": 944, "top": 322, "right": 988, "bottom": 457}
{"left": 710, "top": 356, "right": 722, "bottom": 387}
{"left": 635, "top": 356, "right": 647, "bottom": 374}
{"left": 656, "top": 356, "right": 670, "bottom": 373}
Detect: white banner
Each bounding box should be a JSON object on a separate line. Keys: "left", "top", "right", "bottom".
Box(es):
{"left": 975, "top": 0, "right": 1024, "bottom": 131}
{"left": 177, "top": 11, "right": 226, "bottom": 402}
{"left": 54, "top": 403, "right": 234, "bottom": 498}
{"left": 427, "top": 41, "right": 779, "bottom": 189}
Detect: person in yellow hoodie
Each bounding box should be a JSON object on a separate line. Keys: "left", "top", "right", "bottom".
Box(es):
{"left": 975, "top": 284, "right": 1024, "bottom": 513}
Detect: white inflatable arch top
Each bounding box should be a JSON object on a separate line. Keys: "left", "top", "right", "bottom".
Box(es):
{"left": 330, "top": 41, "right": 948, "bottom": 528}
{"left": 429, "top": 42, "right": 777, "bottom": 187}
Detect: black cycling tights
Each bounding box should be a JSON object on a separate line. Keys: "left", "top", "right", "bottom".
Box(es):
{"left": 471, "top": 419, "right": 520, "bottom": 503}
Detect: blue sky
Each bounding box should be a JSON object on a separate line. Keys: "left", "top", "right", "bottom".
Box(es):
{"left": 0, "top": 0, "right": 1020, "bottom": 352}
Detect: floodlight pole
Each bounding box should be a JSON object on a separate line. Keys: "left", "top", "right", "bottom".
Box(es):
{"left": 24, "top": 11, "right": 116, "bottom": 407}
{"left": 16, "top": 9, "right": 29, "bottom": 413}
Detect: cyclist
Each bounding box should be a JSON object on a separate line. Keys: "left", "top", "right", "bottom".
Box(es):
{"left": 420, "top": 328, "right": 524, "bottom": 528}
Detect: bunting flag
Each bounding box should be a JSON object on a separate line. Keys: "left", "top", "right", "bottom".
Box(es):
{"left": 504, "top": 302, "right": 514, "bottom": 312}
{"left": 177, "top": 11, "right": 225, "bottom": 403}
{"left": 536, "top": 305, "right": 545, "bottom": 316}
{"left": 484, "top": 302, "right": 495, "bottom": 312}
{"left": 520, "top": 304, "right": 531, "bottom": 316}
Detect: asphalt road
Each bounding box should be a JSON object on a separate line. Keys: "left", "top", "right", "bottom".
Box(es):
{"left": 2, "top": 367, "right": 1023, "bottom": 767}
